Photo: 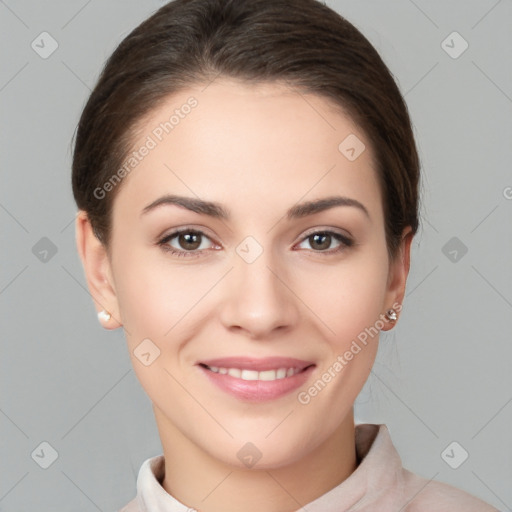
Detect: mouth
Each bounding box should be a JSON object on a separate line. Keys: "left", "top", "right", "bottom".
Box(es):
{"left": 196, "top": 357, "right": 316, "bottom": 402}
{"left": 198, "top": 363, "right": 315, "bottom": 381}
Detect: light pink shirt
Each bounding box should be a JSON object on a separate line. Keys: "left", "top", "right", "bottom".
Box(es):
{"left": 119, "top": 423, "right": 499, "bottom": 511}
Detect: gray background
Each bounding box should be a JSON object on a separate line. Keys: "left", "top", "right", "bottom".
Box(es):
{"left": 1, "top": 0, "right": 511, "bottom": 510}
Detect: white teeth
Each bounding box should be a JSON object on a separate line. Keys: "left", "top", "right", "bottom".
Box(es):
{"left": 259, "top": 369, "right": 279, "bottom": 381}
{"left": 241, "top": 369, "right": 259, "bottom": 380}
{"left": 276, "top": 368, "right": 287, "bottom": 379}
{"left": 207, "top": 366, "right": 303, "bottom": 381}
{"left": 227, "top": 368, "right": 241, "bottom": 378}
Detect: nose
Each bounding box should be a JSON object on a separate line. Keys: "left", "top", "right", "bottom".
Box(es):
{"left": 218, "top": 249, "right": 300, "bottom": 339}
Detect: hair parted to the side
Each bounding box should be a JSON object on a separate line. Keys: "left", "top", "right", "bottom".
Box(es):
{"left": 71, "top": 0, "right": 421, "bottom": 260}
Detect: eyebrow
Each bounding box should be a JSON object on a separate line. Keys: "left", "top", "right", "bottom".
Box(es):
{"left": 140, "top": 194, "right": 370, "bottom": 220}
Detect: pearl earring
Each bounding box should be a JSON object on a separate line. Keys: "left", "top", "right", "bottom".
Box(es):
{"left": 385, "top": 308, "right": 397, "bottom": 322}
{"left": 97, "top": 310, "right": 111, "bottom": 322}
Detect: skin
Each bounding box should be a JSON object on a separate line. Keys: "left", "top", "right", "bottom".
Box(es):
{"left": 76, "top": 78, "right": 412, "bottom": 512}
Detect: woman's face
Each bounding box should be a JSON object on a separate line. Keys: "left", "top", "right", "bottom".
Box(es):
{"left": 80, "top": 79, "right": 410, "bottom": 468}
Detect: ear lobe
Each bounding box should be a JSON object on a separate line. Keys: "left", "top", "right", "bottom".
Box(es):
{"left": 381, "top": 227, "right": 414, "bottom": 330}
{"left": 75, "top": 210, "right": 122, "bottom": 329}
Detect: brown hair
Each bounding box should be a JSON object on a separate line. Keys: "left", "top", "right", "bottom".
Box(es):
{"left": 71, "top": 0, "right": 421, "bottom": 260}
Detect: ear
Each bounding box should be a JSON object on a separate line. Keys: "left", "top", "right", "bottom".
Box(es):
{"left": 381, "top": 226, "right": 414, "bottom": 331}
{"left": 75, "top": 210, "right": 122, "bottom": 329}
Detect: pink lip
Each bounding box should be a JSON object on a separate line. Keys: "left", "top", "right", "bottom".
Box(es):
{"left": 196, "top": 357, "right": 316, "bottom": 402}
{"left": 198, "top": 356, "right": 314, "bottom": 372}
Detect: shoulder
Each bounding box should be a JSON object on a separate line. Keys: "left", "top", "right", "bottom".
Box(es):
{"left": 400, "top": 468, "right": 500, "bottom": 512}
{"left": 118, "top": 496, "right": 138, "bottom": 512}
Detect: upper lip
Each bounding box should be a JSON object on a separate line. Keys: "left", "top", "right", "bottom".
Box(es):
{"left": 198, "top": 356, "right": 315, "bottom": 372}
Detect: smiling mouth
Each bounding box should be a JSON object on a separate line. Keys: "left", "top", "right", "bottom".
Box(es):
{"left": 199, "top": 363, "right": 315, "bottom": 382}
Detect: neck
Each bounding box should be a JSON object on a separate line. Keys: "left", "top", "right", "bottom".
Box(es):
{"left": 154, "top": 406, "right": 357, "bottom": 512}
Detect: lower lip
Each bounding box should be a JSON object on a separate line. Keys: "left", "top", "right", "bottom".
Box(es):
{"left": 198, "top": 365, "right": 315, "bottom": 402}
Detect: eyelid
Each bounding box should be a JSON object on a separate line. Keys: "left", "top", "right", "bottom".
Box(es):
{"left": 157, "top": 225, "right": 219, "bottom": 244}
{"left": 158, "top": 225, "right": 351, "bottom": 244}
{"left": 293, "top": 226, "right": 354, "bottom": 251}
{"left": 298, "top": 225, "right": 353, "bottom": 241}
{"left": 157, "top": 225, "right": 354, "bottom": 257}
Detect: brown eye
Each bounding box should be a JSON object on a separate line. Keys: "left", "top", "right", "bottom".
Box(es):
{"left": 178, "top": 232, "right": 202, "bottom": 250}
{"left": 297, "top": 230, "right": 353, "bottom": 253}
{"left": 158, "top": 229, "right": 216, "bottom": 257}
{"left": 309, "top": 233, "right": 332, "bottom": 251}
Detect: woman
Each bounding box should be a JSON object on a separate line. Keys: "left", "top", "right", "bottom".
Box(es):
{"left": 72, "top": 0, "right": 499, "bottom": 510}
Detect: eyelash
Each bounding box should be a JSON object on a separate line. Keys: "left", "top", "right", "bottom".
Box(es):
{"left": 157, "top": 227, "right": 354, "bottom": 259}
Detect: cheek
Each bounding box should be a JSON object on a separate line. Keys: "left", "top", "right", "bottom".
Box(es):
{"left": 113, "top": 245, "right": 209, "bottom": 337}
{"left": 297, "top": 250, "right": 389, "bottom": 348}
{"left": 111, "top": 252, "right": 200, "bottom": 400}
{"left": 115, "top": 236, "right": 389, "bottom": 351}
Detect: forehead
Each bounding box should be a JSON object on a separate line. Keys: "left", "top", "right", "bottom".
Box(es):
{"left": 113, "top": 78, "right": 382, "bottom": 224}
